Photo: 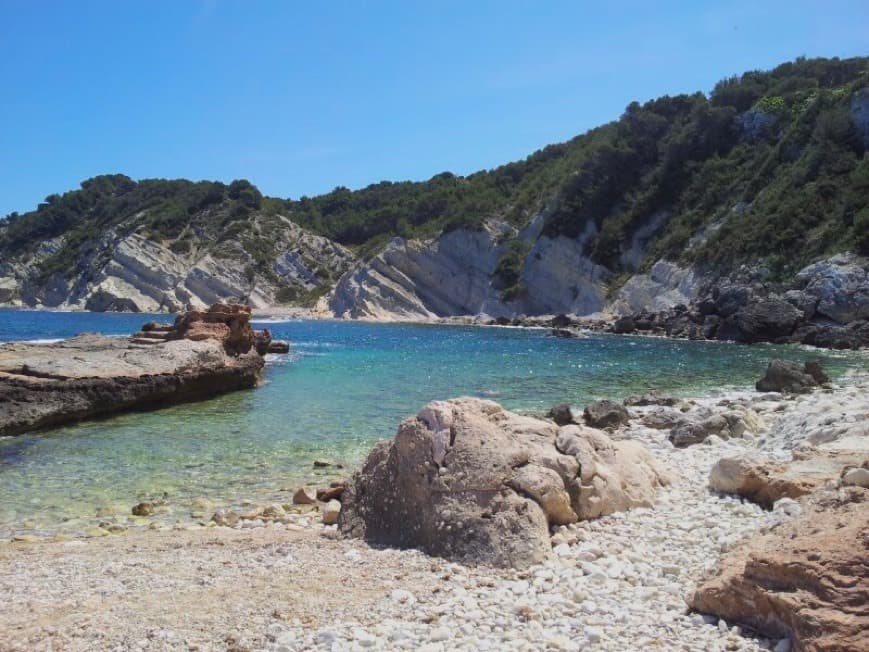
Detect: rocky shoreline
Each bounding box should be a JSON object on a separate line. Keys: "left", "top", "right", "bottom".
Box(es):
{"left": 0, "top": 303, "right": 285, "bottom": 436}
{"left": 1, "top": 362, "right": 866, "bottom": 651}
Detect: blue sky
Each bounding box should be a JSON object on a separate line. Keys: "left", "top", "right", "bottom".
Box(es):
{"left": 0, "top": 1, "right": 866, "bottom": 216}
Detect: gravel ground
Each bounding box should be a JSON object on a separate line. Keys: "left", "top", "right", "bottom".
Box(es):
{"left": 3, "top": 376, "right": 865, "bottom": 652}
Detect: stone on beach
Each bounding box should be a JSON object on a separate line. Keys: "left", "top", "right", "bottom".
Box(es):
{"left": 293, "top": 488, "right": 317, "bottom": 505}
{"left": 131, "top": 502, "right": 155, "bottom": 517}
{"left": 690, "top": 487, "right": 869, "bottom": 652}
{"left": 755, "top": 359, "right": 827, "bottom": 394}
{"left": 322, "top": 500, "right": 341, "bottom": 525}
{"left": 583, "top": 400, "right": 631, "bottom": 429}
{"left": 546, "top": 403, "right": 576, "bottom": 426}
{"left": 709, "top": 450, "right": 868, "bottom": 508}
{"left": 338, "top": 397, "right": 669, "bottom": 568}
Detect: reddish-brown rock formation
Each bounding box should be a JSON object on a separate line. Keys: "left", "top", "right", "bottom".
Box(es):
{"left": 690, "top": 487, "right": 869, "bottom": 652}
{"left": 0, "top": 304, "right": 270, "bottom": 436}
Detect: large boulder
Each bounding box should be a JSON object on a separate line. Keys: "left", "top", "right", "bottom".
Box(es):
{"left": 690, "top": 487, "right": 869, "bottom": 652}
{"left": 338, "top": 398, "right": 669, "bottom": 568}
{"left": 756, "top": 359, "right": 826, "bottom": 394}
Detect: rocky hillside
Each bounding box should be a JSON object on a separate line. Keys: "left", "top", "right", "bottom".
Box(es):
{"left": 0, "top": 177, "right": 354, "bottom": 311}
{"left": 2, "top": 56, "right": 868, "bottom": 318}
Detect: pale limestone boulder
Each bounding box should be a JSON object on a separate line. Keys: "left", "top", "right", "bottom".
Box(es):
{"left": 339, "top": 398, "right": 669, "bottom": 568}
{"left": 557, "top": 424, "right": 671, "bottom": 519}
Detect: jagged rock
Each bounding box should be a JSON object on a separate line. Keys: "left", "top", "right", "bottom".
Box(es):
{"left": 338, "top": 398, "right": 668, "bottom": 568}
{"left": 546, "top": 403, "right": 576, "bottom": 426}
{"left": 668, "top": 407, "right": 763, "bottom": 447}
{"left": 690, "top": 487, "right": 869, "bottom": 652}
{"left": 266, "top": 340, "right": 290, "bottom": 354}
{"left": 639, "top": 406, "right": 690, "bottom": 430}
{"left": 611, "top": 316, "right": 636, "bottom": 334}
{"left": 756, "top": 360, "right": 825, "bottom": 394}
{"left": 794, "top": 253, "right": 869, "bottom": 324}
{"left": 609, "top": 260, "right": 703, "bottom": 316}
{"left": 170, "top": 302, "right": 257, "bottom": 355}
{"left": 583, "top": 400, "right": 630, "bottom": 429}
{"left": 803, "top": 360, "right": 830, "bottom": 385}
{"left": 0, "top": 305, "right": 266, "bottom": 436}
{"left": 550, "top": 328, "right": 586, "bottom": 339}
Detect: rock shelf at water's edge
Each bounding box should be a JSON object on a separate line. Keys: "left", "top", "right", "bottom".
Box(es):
{"left": 0, "top": 303, "right": 272, "bottom": 436}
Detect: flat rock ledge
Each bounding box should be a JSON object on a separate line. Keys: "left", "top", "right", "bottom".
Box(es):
{"left": 0, "top": 303, "right": 267, "bottom": 436}
{"left": 338, "top": 397, "right": 670, "bottom": 569}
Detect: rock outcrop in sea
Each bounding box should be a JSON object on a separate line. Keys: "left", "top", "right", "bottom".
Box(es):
{"left": 605, "top": 253, "right": 869, "bottom": 350}
{"left": 0, "top": 303, "right": 270, "bottom": 436}
{"left": 338, "top": 397, "right": 670, "bottom": 568}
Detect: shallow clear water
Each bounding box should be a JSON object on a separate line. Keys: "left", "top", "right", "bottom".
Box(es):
{"left": 0, "top": 309, "right": 863, "bottom": 538}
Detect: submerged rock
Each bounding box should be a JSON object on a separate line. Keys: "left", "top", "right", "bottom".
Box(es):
{"left": 292, "top": 488, "right": 317, "bottom": 505}
{"left": 338, "top": 397, "right": 669, "bottom": 568}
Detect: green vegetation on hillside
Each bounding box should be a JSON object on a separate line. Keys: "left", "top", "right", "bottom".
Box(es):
{"left": 2, "top": 56, "right": 867, "bottom": 288}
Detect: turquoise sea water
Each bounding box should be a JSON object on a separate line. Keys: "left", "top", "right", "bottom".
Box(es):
{"left": 0, "top": 309, "right": 862, "bottom": 539}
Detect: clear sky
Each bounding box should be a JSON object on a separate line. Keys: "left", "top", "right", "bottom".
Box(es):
{"left": 0, "top": 1, "right": 866, "bottom": 216}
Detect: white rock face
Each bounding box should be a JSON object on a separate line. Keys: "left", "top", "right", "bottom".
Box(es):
{"left": 517, "top": 230, "right": 611, "bottom": 316}
{"left": 608, "top": 259, "right": 704, "bottom": 316}
{"left": 329, "top": 227, "right": 512, "bottom": 319}
{"left": 329, "top": 221, "right": 612, "bottom": 319}
{"left": 1, "top": 214, "right": 354, "bottom": 313}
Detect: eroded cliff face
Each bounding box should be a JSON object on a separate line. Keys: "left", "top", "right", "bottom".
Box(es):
{"left": 0, "top": 214, "right": 354, "bottom": 313}
{"left": 329, "top": 220, "right": 617, "bottom": 320}
{"left": 329, "top": 225, "right": 513, "bottom": 320}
